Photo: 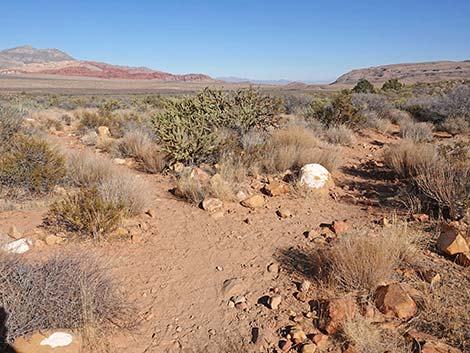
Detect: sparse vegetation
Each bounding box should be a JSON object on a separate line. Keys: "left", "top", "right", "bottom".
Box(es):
{"left": 0, "top": 135, "right": 66, "bottom": 197}
{"left": 324, "top": 124, "right": 356, "bottom": 145}
{"left": 0, "top": 251, "right": 130, "bottom": 345}
{"left": 46, "top": 187, "right": 124, "bottom": 239}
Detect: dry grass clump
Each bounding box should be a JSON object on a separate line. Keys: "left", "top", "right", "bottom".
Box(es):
{"left": 75, "top": 109, "right": 111, "bottom": 133}
{"left": 385, "top": 140, "right": 469, "bottom": 219}
{"left": 66, "top": 151, "right": 115, "bottom": 187}
{"left": 45, "top": 188, "right": 124, "bottom": 239}
{"left": 327, "top": 225, "right": 422, "bottom": 292}
{"left": 175, "top": 169, "right": 238, "bottom": 204}
{"left": 399, "top": 120, "right": 434, "bottom": 142}
{"left": 440, "top": 116, "right": 470, "bottom": 135}
{"left": 383, "top": 108, "right": 412, "bottom": 125}
{"left": 98, "top": 173, "right": 149, "bottom": 216}
{"left": 384, "top": 140, "right": 436, "bottom": 178}
{"left": 0, "top": 251, "right": 130, "bottom": 345}
{"left": 0, "top": 135, "right": 66, "bottom": 197}
{"left": 364, "top": 111, "right": 393, "bottom": 134}
{"left": 416, "top": 271, "right": 470, "bottom": 351}
{"left": 342, "top": 317, "right": 409, "bottom": 353}
{"left": 260, "top": 125, "right": 343, "bottom": 173}
{"left": 115, "top": 128, "right": 167, "bottom": 173}
{"left": 324, "top": 124, "right": 356, "bottom": 145}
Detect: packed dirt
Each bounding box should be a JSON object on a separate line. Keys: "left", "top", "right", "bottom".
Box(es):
{"left": 4, "top": 125, "right": 407, "bottom": 353}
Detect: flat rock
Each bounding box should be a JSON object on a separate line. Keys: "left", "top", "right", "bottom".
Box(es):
{"left": 202, "top": 198, "right": 223, "bottom": 212}
{"left": 375, "top": 283, "right": 417, "bottom": 320}
{"left": 262, "top": 180, "right": 290, "bottom": 197}
{"left": 240, "top": 195, "right": 265, "bottom": 209}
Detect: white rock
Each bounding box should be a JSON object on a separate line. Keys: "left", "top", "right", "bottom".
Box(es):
{"left": 299, "top": 164, "right": 331, "bottom": 189}
{"left": 40, "top": 332, "right": 73, "bottom": 348}
{"left": 2, "top": 238, "right": 32, "bottom": 254}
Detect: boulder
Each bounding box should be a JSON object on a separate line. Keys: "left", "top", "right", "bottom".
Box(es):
{"left": 240, "top": 195, "right": 265, "bottom": 209}
{"left": 375, "top": 283, "right": 417, "bottom": 320}
{"left": 299, "top": 164, "right": 332, "bottom": 189}
{"left": 318, "top": 296, "right": 357, "bottom": 334}
{"left": 437, "top": 229, "right": 469, "bottom": 255}
{"left": 262, "top": 180, "right": 290, "bottom": 197}
{"left": 201, "top": 198, "right": 223, "bottom": 212}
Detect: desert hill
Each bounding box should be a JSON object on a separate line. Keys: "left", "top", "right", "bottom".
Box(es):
{"left": 0, "top": 45, "right": 212, "bottom": 81}
{"left": 334, "top": 60, "right": 470, "bottom": 85}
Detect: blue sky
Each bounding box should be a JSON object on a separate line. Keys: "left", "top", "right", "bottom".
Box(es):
{"left": 2, "top": 0, "right": 470, "bottom": 82}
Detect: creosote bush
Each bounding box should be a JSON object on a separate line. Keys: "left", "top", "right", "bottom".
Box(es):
{"left": 0, "top": 251, "right": 130, "bottom": 345}
{"left": 352, "top": 79, "right": 375, "bottom": 94}
{"left": 0, "top": 135, "right": 66, "bottom": 197}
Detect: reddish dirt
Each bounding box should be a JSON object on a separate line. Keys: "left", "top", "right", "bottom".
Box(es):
{"left": 4, "top": 128, "right": 406, "bottom": 352}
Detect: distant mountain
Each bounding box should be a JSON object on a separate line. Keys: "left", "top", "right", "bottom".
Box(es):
{"left": 0, "top": 45, "right": 74, "bottom": 69}
{"left": 217, "top": 77, "right": 292, "bottom": 85}
{"left": 334, "top": 61, "right": 470, "bottom": 85}
{"left": 0, "top": 45, "right": 212, "bottom": 82}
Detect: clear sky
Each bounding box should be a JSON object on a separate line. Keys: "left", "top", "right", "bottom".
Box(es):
{"left": 2, "top": 0, "right": 470, "bottom": 82}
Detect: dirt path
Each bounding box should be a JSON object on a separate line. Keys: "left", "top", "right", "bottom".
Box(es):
{"left": 4, "top": 129, "right": 399, "bottom": 352}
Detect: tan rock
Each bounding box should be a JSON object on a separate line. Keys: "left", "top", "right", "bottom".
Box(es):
{"left": 240, "top": 195, "right": 265, "bottom": 209}
{"left": 290, "top": 326, "right": 307, "bottom": 344}
{"left": 437, "top": 229, "right": 469, "bottom": 255}
{"left": 201, "top": 198, "right": 223, "bottom": 212}
{"left": 277, "top": 208, "right": 293, "bottom": 218}
{"left": 312, "top": 333, "right": 330, "bottom": 349}
{"left": 145, "top": 208, "right": 156, "bottom": 218}
{"left": 262, "top": 180, "right": 290, "bottom": 197}
{"left": 113, "top": 158, "right": 127, "bottom": 165}
{"left": 411, "top": 213, "right": 430, "bottom": 223}
{"left": 318, "top": 296, "right": 357, "bottom": 334}
{"left": 267, "top": 262, "right": 279, "bottom": 274}
{"left": 268, "top": 295, "right": 282, "bottom": 310}
{"left": 301, "top": 343, "right": 317, "bottom": 353}
{"left": 97, "top": 126, "right": 110, "bottom": 137}
{"left": 190, "top": 167, "right": 211, "bottom": 184}
{"left": 332, "top": 220, "right": 348, "bottom": 235}
{"left": 7, "top": 225, "right": 22, "bottom": 240}
{"left": 172, "top": 162, "right": 185, "bottom": 173}
{"left": 375, "top": 283, "right": 417, "bottom": 320}
{"left": 44, "top": 234, "right": 62, "bottom": 245}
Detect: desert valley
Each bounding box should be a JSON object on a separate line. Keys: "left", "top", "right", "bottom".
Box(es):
{"left": 0, "top": 41, "right": 469, "bottom": 353}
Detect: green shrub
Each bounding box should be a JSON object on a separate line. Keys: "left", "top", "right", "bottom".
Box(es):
{"left": 382, "top": 79, "right": 403, "bottom": 91}
{"left": 152, "top": 88, "right": 282, "bottom": 164}
{"left": 304, "top": 91, "right": 363, "bottom": 127}
{"left": 46, "top": 188, "right": 124, "bottom": 239}
{"left": 76, "top": 109, "right": 111, "bottom": 133}
{"left": 352, "top": 79, "right": 375, "bottom": 93}
{"left": 0, "top": 104, "right": 25, "bottom": 145}
{"left": 0, "top": 135, "right": 66, "bottom": 196}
